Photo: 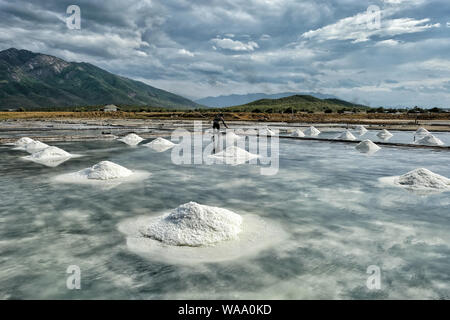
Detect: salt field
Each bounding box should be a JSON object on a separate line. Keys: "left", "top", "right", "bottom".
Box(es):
{"left": 1, "top": 129, "right": 449, "bottom": 300}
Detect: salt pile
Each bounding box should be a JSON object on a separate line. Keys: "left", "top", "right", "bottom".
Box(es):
{"left": 258, "top": 128, "right": 276, "bottom": 136}
{"left": 118, "top": 133, "right": 144, "bottom": 146}
{"left": 416, "top": 134, "right": 444, "bottom": 146}
{"left": 304, "top": 126, "right": 320, "bottom": 136}
{"left": 225, "top": 131, "right": 242, "bottom": 145}
{"left": 53, "top": 161, "right": 150, "bottom": 187}
{"left": 14, "top": 139, "right": 49, "bottom": 153}
{"left": 291, "top": 129, "right": 305, "bottom": 137}
{"left": 355, "top": 140, "right": 381, "bottom": 154}
{"left": 79, "top": 161, "right": 133, "bottom": 180}
{"left": 142, "top": 202, "right": 242, "bottom": 247}
{"left": 22, "top": 146, "right": 75, "bottom": 167}
{"left": 377, "top": 129, "right": 393, "bottom": 140}
{"left": 118, "top": 205, "right": 288, "bottom": 264}
{"left": 415, "top": 127, "right": 430, "bottom": 137}
{"left": 28, "top": 146, "right": 72, "bottom": 160}
{"left": 209, "top": 146, "right": 259, "bottom": 165}
{"left": 380, "top": 168, "right": 450, "bottom": 194}
{"left": 336, "top": 130, "right": 356, "bottom": 141}
{"left": 355, "top": 125, "right": 368, "bottom": 135}
{"left": 144, "top": 137, "right": 176, "bottom": 152}
{"left": 14, "top": 137, "right": 35, "bottom": 147}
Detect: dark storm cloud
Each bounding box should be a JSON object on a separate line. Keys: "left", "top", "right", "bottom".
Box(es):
{"left": 0, "top": 0, "right": 449, "bottom": 107}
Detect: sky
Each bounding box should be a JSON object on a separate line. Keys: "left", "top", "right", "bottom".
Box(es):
{"left": 0, "top": 0, "right": 449, "bottom": 107}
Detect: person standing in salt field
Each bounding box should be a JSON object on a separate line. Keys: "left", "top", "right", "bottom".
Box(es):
{"left": 212, "top": 113, "right": 229, "bottom": 153}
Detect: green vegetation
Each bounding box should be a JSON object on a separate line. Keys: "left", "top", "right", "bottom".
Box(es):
{"left": 206, "top": 94, "right": 370, "bottom": 113}
{"left": 0, "top": 48, "right": 203, "bottom": 110}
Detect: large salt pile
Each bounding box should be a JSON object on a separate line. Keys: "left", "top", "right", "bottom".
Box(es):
{"left": 118, "top": 133, "right": 144, "bottom": 146}
{"left": 291, "top": 129, "right": 305, "bottom": 137}
{"left": 144, "top": 137, "right": 176, "bottom": 152}
{"left": 22, "top": 146, "right": 75, "bottom": 167}
{"left": 416, "top": 134, "right": 444, "bottom": 146}
{"left": 304, "top": 126, "right": 321, "bottom": 136}
{"left": 209, "top": 146, "right": 259, "bottom": 165}
{"left": 14, "top": 139, "right": 49, "bottom": 153}
{"left": 355, "top": 139, "right": 381, "bottom": 154}
{"left": 336, "top": 130, "right": 356, "bottom": 141}
{"left": 142, "top": 202, "right": 242, "bottom": 247}
{"left": 380, "top": 168, "right": 450, "bottom": 194}
{"left": 377, "top": 129, "right": 393, "bottom": 140}
{"left": 355, "top": 125, "right": 368, "bottom": 135}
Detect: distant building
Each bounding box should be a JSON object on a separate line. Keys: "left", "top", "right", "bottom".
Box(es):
{"left": 103, "top": 104, "right": 118, "bottom": 112}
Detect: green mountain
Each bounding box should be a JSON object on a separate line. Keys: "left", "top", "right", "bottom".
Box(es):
{"left": 0, "top": 48, "right": 202, "bottom": 110}
{"left": 223, "top": 94, "right": 370, "bottom": 112}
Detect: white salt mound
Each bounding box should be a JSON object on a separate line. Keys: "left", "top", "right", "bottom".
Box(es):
{"left": 21, "top": 140, "right": 49, "bottom": 153}
{"left": 416, "top": 134, "right": 444, "bottom": 146}
{"left": 336, "top": 130, "right": 356, "bottom": 141}
{"left": 396, "top": 168, "right": 450, "bottom": 190}
{"left": 210, "top": 146, "right": 259, "bottom": 165}
{"left": 29, "top": 146, "right": 72, "bottom": 160}
{"left": 142, "top": 202, "right": 243, "bottom": 247}
{"left": 291, "top": 129, "right": 305, "bottom": 137}
{"left": 258, "top": 128, "right": 276, "bottom": 136}
{"left": 415, "top": 127, "right": 430, "bottom": 136}
{"left": 355, "top": 139, "right": 381, "bottom": 153}
{"left": 14, "top": 137, "right": 35, "bottom": 146}
{"left": 78, "top": 161, "right": 133, "bottom": 180}
{"left": 377, "top": 129, "right": 393, "bottom": 139}
{"left": 304, "top": 126, "right": 320, "bottom": 136}
{"left": 118, "top": 133, "right": 144, "bottom": 146}
{"left": 355, "top": 125, "right": 368, "bottom": 135}
{"left": 145, "top": 137, "right": 175, "bottom": 152}
{"left": 225, "top": 131, "right": 242, "bottom": 144}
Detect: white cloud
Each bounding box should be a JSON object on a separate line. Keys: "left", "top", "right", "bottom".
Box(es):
{"left": 375, "top": 39, "right": 401, "bottom": 46}
{"left": 302, "top": 8, "right": 440, "bottom": 43}
{"left": 211, "top": 37, "right": 259, "bottom": 52}
{"left": 177, "top": 48, "right": 194, "bottom": 57}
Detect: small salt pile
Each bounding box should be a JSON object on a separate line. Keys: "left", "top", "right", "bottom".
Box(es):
{"left": 22, "top": 146, "right": 74, "bottom": 167}
{"left": 415, "top": 127, "right": 430, "bottom": 137}
{"left": 258, "top": 128, "right": 276, "bottom": 136}
{"left": 355, "top": 139, "right": 381, "bottom": 154}
{"left": 78, "top": 161, "right": 133, "bottom": 180}
{"left": 225, "top": 131, "right": 242, "bottom": 144}
{"left": 118, "top": 133, "right": 144, "bottom": 146}
{"left": 142, "top": 202, "right": 242, "bottom": 247}
{"left": 14, "top": 137, "right": 35, "bottom": 147}
{"left": 377, "top": 129, "right": 393, "bottom": 140}
{"left": 291, "top": 129, "right": 305, "bottom": 137}
{"left": 210, "top": 146, "right": 259, "bottom": 165}
{"left": 144, "top": 137, "right": 176, "bottom": 152}
{"left": 416, "top": 134, "right": 444, "bottom": 146}
{"left": 336, "top": 130, "right": 356, "bottom": 141}
{"left": 28, "top": 146, "right": 72, "bottom": 160}
{"left": 380, "top": 168, "right": 450, "bottom": 194}
{"left": 355, "top": 125, "right": 368, "bottom": 135}
{"left": 304, "top": 126, "right": 321, "bottom": 136}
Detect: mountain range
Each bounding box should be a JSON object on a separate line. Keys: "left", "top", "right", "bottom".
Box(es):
{"left": 0, "top": 48, "right": 202, "bottom": 110}
{"left": 195, "top": 92, "right": 339, "bottom": 108}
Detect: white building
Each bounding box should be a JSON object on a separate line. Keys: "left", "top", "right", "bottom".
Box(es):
{"left": 103, "top": 104, "right": 118, "bottom": 112}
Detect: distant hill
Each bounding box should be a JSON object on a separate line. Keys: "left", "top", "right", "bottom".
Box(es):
{"left": 223, "top": 94, "right": 370, "bottom": 112}
{"left": 0, "top": 48, "right": 203, "bottom": 110}
{"left": 195, "top": 92, "right": 339, "bottom": 108}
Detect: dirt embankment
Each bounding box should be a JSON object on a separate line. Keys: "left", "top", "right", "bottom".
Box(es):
{"left": 1, "top": 111, "right": 450, "bottom": 124}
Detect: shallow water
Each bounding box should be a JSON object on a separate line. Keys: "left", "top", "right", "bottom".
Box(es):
{"left": 0, "top": 136, "right": 449, "bottom": 299}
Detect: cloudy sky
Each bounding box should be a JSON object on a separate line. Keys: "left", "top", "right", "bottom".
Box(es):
{"left": 0, "top": 0, "right": 449, "bottom": 107}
